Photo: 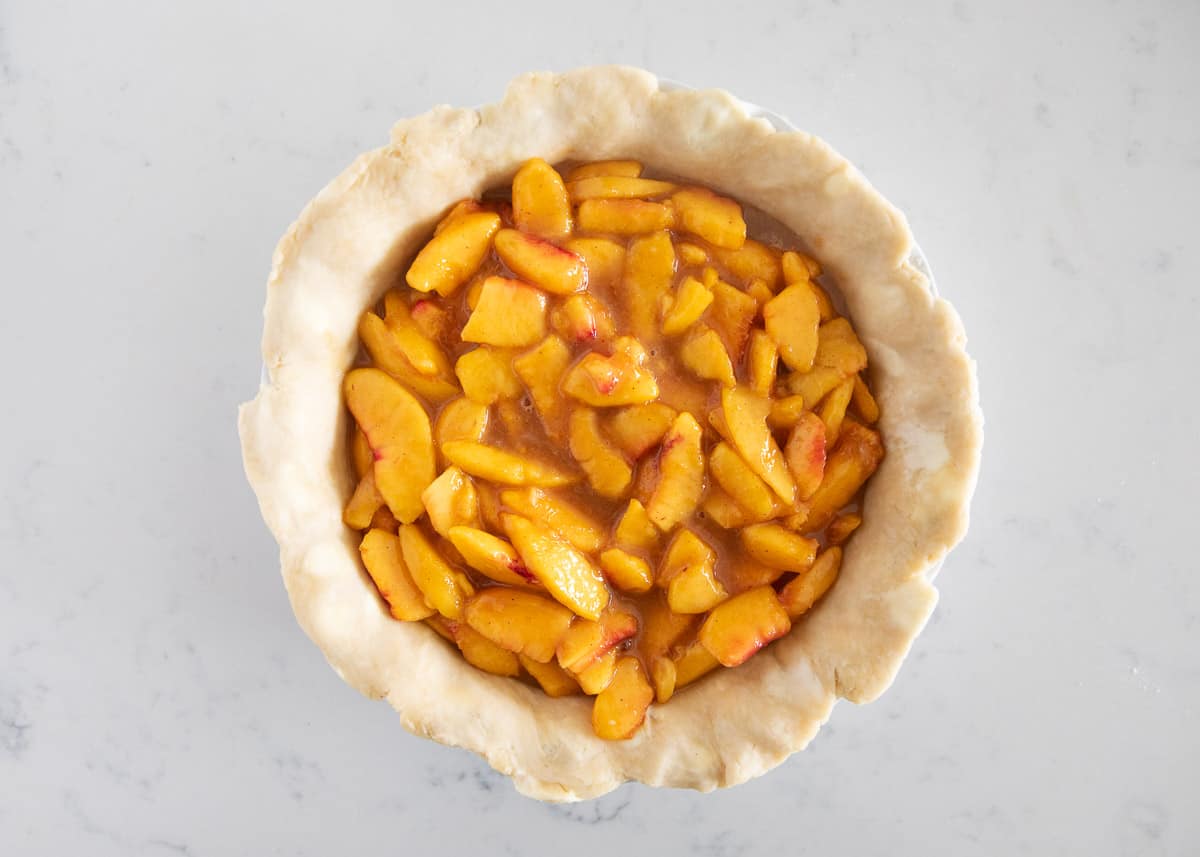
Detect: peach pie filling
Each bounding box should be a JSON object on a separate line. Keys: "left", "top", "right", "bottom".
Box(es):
{"left": 342, "top": 158, "right": 884, "bottom": 739}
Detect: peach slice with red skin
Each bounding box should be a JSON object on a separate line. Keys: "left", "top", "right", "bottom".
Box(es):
{"left": 503, "top": 513, "right": 610, "bottom": 621}
{"left": 792, "top": 421, "right": 883, "bottom": 532}
{"left": 645, "top": 413, "right": 705, "bottom": 532}
{"left": 460, "top": 277, "right": 548, "bottom": 347}
{"left": 784, "top": 411, "right": 828, "bottom": 500}
{"left": 446, "top": 525, "right": 538, "bottom": 587}
{"left": 670, "top": 186, "right": 746, "bottom": 249}
{"left": 359, "top": 528, "right": 435, "bottom": 621}
{"left": 406, "top": 210, "right": 502, "bottom": 296}
{"left": 409, "top": 299, "right": 449, "bottom": 341}
{"left": 698, "top": 585, "right": 792, "bottom": 667}
{"left": 511, "top": 158, "right": 572, "bottom": 240}
{"left": 592, "top": 656, "right": 654, "bottom": 740}
{"left": 493, "top": 228, "right": 588, "bottom": 295}
{"left": 562, "top": 350, "right": 659, "bottom": 407}
{"left": 556, "top": 610, "right": 639, "bottom": 674}
{"left": 464, "top": 588, "right": 573, "bottom": 663}
{"left": 398, "top": 524, "right": 474, "bottom": 620}
{"left": 344, "top": 367, "right": 437, "bottom": 524}
{"left": 434, "top": 397, "right": 489, "bottom": 447}
{"left": 552, "top": 294, "right": 615, "bottom": 343}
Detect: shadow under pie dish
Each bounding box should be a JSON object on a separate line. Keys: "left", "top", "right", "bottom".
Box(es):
{"left": 239, "top": 65, "right": 983, "bottom": 801}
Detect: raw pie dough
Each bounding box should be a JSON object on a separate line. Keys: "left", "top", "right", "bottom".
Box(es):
{"left": 238, "top": 65, "right": 983, "bottom": 801}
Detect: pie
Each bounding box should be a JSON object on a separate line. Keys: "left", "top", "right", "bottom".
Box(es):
{"left": 239, "top": 66, "right": 982, "bottom": 801}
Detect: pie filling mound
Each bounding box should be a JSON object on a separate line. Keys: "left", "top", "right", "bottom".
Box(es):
{"left": 342, "top": 157, "right": 884, "bottom": 740}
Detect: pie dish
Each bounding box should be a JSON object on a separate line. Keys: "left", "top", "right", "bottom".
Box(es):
{"left": 239, "top": 65, "right": 983, "bottom": 800}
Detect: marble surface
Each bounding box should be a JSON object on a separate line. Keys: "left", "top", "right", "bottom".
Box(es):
{"left": 2, "top": 0, "right": 1198, "bottom": 853}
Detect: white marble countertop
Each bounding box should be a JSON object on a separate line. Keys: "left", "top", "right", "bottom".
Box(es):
{"left": 3, "top": 0, "right": 1197, "bottom": 853}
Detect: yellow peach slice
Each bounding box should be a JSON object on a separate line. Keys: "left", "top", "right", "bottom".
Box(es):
{"left": 551, "top": 293, "right": 615, "bottom": 343}
{"left": 576, "top": 650, "right": 618, "bottom": 695}
{"left": 562, "top": 351, "right": 659, "bottom": 406}
{"left": 675, "top": 241, "right": 708, "bottom": 266}
{"left": 563, "top": 237, "right": 626, "bottom": 289}
{"left": 605, "top": 402, "right": 677, "bottom": 460}
{"left": 503, "top": 513, "right": 610, "bottom": 620}
{"left": 577, "top": 199, "right": 673, "bottom": 235}
{"left": 357, "top": 312, "right": 459, "bottom": 403}
{"left": 493, "top": 228, "right": 587, "bottom": 295}
{"left": 445, "top": 525, "right": 536, "bottom": 587}
{"left": 453, "top": 623, "right": 521, "bottom": 677}
{"left": 440, "top": 441, "right": 576, "bottom": 487}
{"left": 433, "top": 199, "right": 486, "bottom": 235}
{"left": 781, "top": 249, "right": 822, "bottom": 284}
{"left": 851, "top": 374, "right": 880, "bottom": 424}
{"left": 454, "top": 347, "right": 521, "bottom": 406}
{"left": 398, "top": 524, "right": 473, "bottom": 620}
{"left": 464, "top": 588, "right": 573, "bottom": 662}
{"left": 785, "top": 365, "right": 846, "bottom": 408}
{"left": 598, "top": 548, "right": 654, "bottom": 593}
{"left": 343, "top": 470, "right": 385, "bottom": 530}
{"left": 420, "top": 466, "right": 480, "bottom": 536}
{"left": 592, "top": 657, "right": 654, "bottom": 740}
{"left": 764, "top": 283, "right": 821, "bottom": 372}
{"left": 344, "top": 367, "right": 437, "bottom": 523}
{"left": 768, "top": 395, "right": 808, "bottom": 431}
{"left": 784, "top": 411, "right": 827, "bottom": 500}
{"left": 708, "top": 442, "right": 783, "bottom": 522}
{"left": 707, "top": 279, "right": 758, "bottom": 359}
{"left": 827, "top": 513, "right": 863, "bottom": 546}
{"left": 460, "top": 277, "right": 547, "bottom": 347}
{"left": 640, "top": 596, "right": 699, "bottom": 657}
{"left": 814, "top": 317, "right": 868, "bottom": 375}
{"left": 359, "top": 528, "right": 435, "bottom": 621}
{"left": 519, "top": 654, "right": 581, "bottom": 697}
{"left": 740, "top": 523, "right": 818, "bottom": 571}
{"left": 409, "top": 298, "right": 450, "bottom": 342}
{"left": 512, "top": 334, "right": 572, "bottom": 433}
{"left": 673, "top": 641, "right": 721, "bottom": 689}
{"left": 659, "top": 528, "right": 715, "bottom": 583}
{"left": 511, "top": 158, "right": 572, "bottom": 241}
{"left": 645, "top": 413, "right": 705, "bottom": 532}
{"left": 792, "top": 421, "right": 884, "bottom": 532}
{"left": 698, "top": 585, "right": 791, "bottom": 667}
{"left": 618, "top": 229, "right": 676, "bottom": 342}
{"left": 661, "top": 275, "right": 714, "bottom": 336}
{"left": 434, "top": 397, "right": 489, "bottom": 447}
{"left": 565, "top": 160, "right": 643, "bottom": 181}
{"left": 726, "top": 558, "right": 787, "bottom": 593}
{"left": 351, "top": 426, "right": 373, "bottom": 479}
{"left": 746, "top": 278, "right": 774, "bottom": 309}
{"left": 680, "top": 324, "right": 736, "bottom": 387}
{"left": 670, "top": 186, "right": 746, "bottom": 249}
{"left": 556, "top": 611, "right": 639, "bottom": 674}
{"left": 499, "top": 487, "right": 605, "bottom": 554}
{"left": 700, "top": 484, "right": 752, "bottom": 529}
{"left": 667, "top": 562, "right": 729, "bottom": 614}
{"left": 406, "top": 211, "right": 501, "bottom": 296}
{"left": 568, "top": 176, "right": 676, "bottom": 202}
{"left": 747, "top": 330, "right": 779, "bottom": 396}
{"left": 721, "top": 386, "right": 796, "bottom": 504}
{"left": 710, "top": 237, "right": 782, "bottom": 289}
{"left": 613, "top": 498, "right": 659, "bottom": 553}
{"left": 568, "top": 408, "right": 633, "bottom": 500}
{"left": 650, "top": 656, "right": 677, "bottom": 703}
{"left": 818, "top": 377, "right": 855, "bottom": 446}
{"left": 779, "top": 546, "right": 842, "bottom": 618}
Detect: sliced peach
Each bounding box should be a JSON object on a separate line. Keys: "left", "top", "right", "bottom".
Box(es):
{"left": 745, "top": 278, "right": 775, "bottom": 309}
{"left": 551, "top": 293, "right": 615, "bottom": 343}
{"left": 568, "top": 408, "right": 633, "bottom": 500}
{"left": 707, "top": 279, "right": 758, "bottom": 360}
{"left": 784, "top": 411, "right": 827, "bottom": 500}
{"left": 851, "top": 374, "right": 880, "bottom": 424}
{"left": 701, "top": 484, "right": 752, "bottom": 529}
{"left": 565, "top": 159, "right": 643, "bottom": 181}
{"left": 493, "top": 228, "right": 587, "bottom": 295}
{"left": 792, "top": 422, "right": 884, "bottom": 532}
{"left": 577, "top": 198, "right": 673, "bottom": 235}
{"left": 670, "top": 186, "right": 746, "bottom": 249}
{"left": 519, "top": 654, "right": 581, "bottom": 696}
{"left": 344, "top": 470, "right": 385, "bottom": 530}
{"left": 764, "top": 283, "right": 821, "bottom": 372}
{"left": 747, "top": 330, "right": 779, "bottom": 396}
{"left": 640, "top": 595, "right": 699, "bottom": 657}
{"left": 781, "top": 249, "right": 822, "bottom": 284}
{"left": 351, "top": 426, "right": 373, "bottom": 479}
{"left": 576, "top": 650, "right": 618, "bottom": 695}
{"left": 359, "top": 528, "right": 435, "bottom": 621}
{"left": 721, "top": 386, "right": 796, "bottom": 504}
{"left": 818, "top": 377, "right": 855, "bottom": 446}
{"left": 460, "top": 277, "right": 547, "bottom": 347}
{"left": 605, "top": 402, "right": 677, "bottom": 460}
{"left": 592, "top": 657, "right": 654, "bottom": 739}
{"left": 619, "top": 229, "right": 676, "bottom": 342}
{"left": 369, "top": 504, "right": 401, "bottom": 534}
{"left": 827, "top": 513, "right": 863, "bottom": 546}
{"left": 785, "top": 365, "right": 846, "bottom": 408}
{"left": 434, "top": 199, "right": 486, "bottom": 235}
{"left": 440, "top": 441, "right": 577, "bottom": 487}
{"left": 398, "top": 524, "right": 473, "bottom": 620}
{"left": 699, "top": 585, "right": 791, "bottom": 667}
{"left": 710, "top": 238, "right": 781, "bottom": 289}
{"left": 779, "top": 547, "right": 842, "bottom": 618}
{"left": 358, "top": 312, "right": 459, "bottom": 403}
{"left": 406, "top": 210, "right": 501, "bottom": 296}
{"left": 453, "top": 623, "right": 521, "bottom": 677}
{"left": 768, "top": 395, "right": 809, "bottom": 431}
{"left": 673, "top": 641, "right": 721, "bottom": 689}
{"left": 503, "top": 513, "right": 609, "bottom": 620}
{"left": 650, "top": 656, "right": 677, "bottom": 703}
{"left": 409, "top": 299, "right": 450, "bottom": 342}
{"left": 613, "top": 498, "right": 659, "bottom": 553}
{"left": 344, "top": 367, "right": 437, "bottom": 523}
{"left": 464, "top": 588, "right": 573, "bottom": 662}
{"left": 512, "top": 334, "right": 572, "bottom": 433}
{"left": 386, "top": 323, "right": 453, "bottom": 380}
{"left": 645, "top": 413, "right": 705, "bottom": 532}
{"left": 425, "top": 614, "right": 457, "bottom": 641}
{"left": 563, "top": 237, "right": 625, "bottom": 289}
{"left": 511, "top": 158, "right": 572, "bottom": 241}
{"left": 659, "top": 528, "right": 717, "bottom": 584}
{"left": 568, "top": 176, "right": 676, "bottom": 201}
{"left": 599, "top": 548, "right": 653, "bottom": 593}
{"left": 562, "top": 350, "right": 659, "bottom": 406}
{"left": 740, "top": 523, "right": 818, "bottom": 571}
{"left": 708, "top": 442, "right": 782, "bottom": 522}
{"left": 814, "top": 317, "right": 868, "bottom": 375}
{"left": 661, "top": 275, "right": 714, "bottom": 336}
{"left": 680, "top": 325, "right": 736, "bottom": 387}
{"left": 556, "top": 611, "right": 639, "bottom": 674}
{"left": 454, "top": 347, "right": 521, "bottom": 405}
{"left": 434, "top": 397, "right": 490, "bottom": 447}
{"left": 667, "top": 562, "right": 729, "bottom": 614}
{"left": 421, "top": 466, "right": 480, "bottom": 536}
{"left": 446, "top": 525, "right": 537, "bottom": 587}
{"left": 726, "top": 557, "right": 787, "bottom": 593}
{"left": 500, "top": 487, "right": 605, "bottom": 553}
{"left": 675, "top": 241, "right": 709, "bottom": 266}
